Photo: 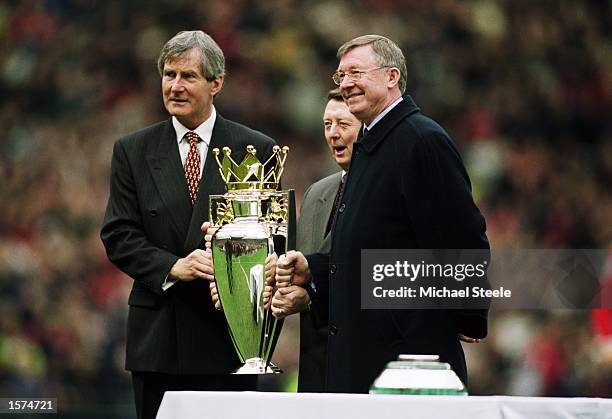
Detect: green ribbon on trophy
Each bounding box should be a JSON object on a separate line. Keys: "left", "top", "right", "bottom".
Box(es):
{"left": 209, "top": 145, "right": 294, "bottom": 374}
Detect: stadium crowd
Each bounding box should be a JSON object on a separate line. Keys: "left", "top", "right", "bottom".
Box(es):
{"left": 0, "top": 0, "right": 610, "bottom": 415}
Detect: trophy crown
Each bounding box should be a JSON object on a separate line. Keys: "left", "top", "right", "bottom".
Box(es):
{"left": 212, "top": 145, "right": 289, "bottom": 191}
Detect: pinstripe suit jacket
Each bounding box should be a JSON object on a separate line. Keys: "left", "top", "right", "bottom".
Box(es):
{"left": 101, "top": 115, "right": 275, "bottom": 374}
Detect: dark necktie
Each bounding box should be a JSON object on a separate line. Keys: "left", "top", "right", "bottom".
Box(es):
{"left": 184, "top": 132, "right": 201, "bottom": 205}
{"left": 325, "top": 173, "right": 347, "bottom": 236}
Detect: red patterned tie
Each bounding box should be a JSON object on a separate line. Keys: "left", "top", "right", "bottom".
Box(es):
{"left": 184, "top": 132, "right": 201, "bottom": 205}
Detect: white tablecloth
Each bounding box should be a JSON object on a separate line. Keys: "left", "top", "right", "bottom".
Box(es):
{"left": 156, "top": 391, "right": 612, "bottom": 419}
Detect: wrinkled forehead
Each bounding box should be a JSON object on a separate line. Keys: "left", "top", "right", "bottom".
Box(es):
{"left": 163, "top": 49, "right": 202, "bottom": 69}
{"left": 324, "top": 99, "right": 358, "bottom": 121}
{"left": 337, "top": 44, "right": 377, "bottom": 70}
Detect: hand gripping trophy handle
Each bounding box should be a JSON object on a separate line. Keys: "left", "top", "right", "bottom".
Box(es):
{"left": 209, "top": 145, "right": 295, "bottom": 374}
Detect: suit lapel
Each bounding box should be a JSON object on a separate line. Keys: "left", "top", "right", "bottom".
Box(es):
{"left": 318, "top": 172, "right": 343, "bottom": 243}
{"left": 360, "top": 96, "right": 420, "bottom": 154}
{"left": 344, "top": 97, "right": 421, "bottom": 204}
{"left": 183, "top": 115, "right": 232, "bottom": 251}
{"left": 146, "top": 119, "right": 192, "bottom": 238}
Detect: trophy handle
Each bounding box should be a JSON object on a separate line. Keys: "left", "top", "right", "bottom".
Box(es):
{"left": 286, "top": 190, "right": 296, "bottom": 250}
{"left": 264, "top": 190, "right": 295, "bottom": 369}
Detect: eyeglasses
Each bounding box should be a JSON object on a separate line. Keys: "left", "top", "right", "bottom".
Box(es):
{"left": 332, "top": 67, "right": 388, "bottom": 85}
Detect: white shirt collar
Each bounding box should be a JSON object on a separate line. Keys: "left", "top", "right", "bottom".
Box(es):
{"left": 172, "top": 106, "right": 216, "bottom": 145}
{"left": 363, "top": 96, "right": 403, "bottom": 132}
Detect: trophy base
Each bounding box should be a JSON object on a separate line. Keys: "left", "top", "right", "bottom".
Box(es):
{"left": 233, "top": 358, "right": 282, "bottom": 375}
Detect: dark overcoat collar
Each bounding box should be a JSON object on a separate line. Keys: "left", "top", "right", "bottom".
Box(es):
{"left": 358, "top": 95, "right": 421, "bottom": 153}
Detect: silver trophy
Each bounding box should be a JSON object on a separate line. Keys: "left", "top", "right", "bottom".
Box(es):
{"left": 209, "top": 145, "right": 294, "bottom": 374}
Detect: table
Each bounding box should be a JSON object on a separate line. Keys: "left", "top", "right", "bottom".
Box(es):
{"left": 156, "top": 391, "right": 612, "bottom": 419}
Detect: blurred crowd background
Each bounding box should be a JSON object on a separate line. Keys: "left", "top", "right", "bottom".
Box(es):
{"left": 0, "top": 0, "right": 610, "bottom": 417}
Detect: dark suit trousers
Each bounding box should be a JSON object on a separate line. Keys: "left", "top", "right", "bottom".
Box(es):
{"left": 132, "top": 372, "right": 257, "bottom": 419}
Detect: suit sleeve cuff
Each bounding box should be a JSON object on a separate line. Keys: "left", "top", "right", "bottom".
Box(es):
{"left": 161, "top": 275, "right": 177, "bottom": 291}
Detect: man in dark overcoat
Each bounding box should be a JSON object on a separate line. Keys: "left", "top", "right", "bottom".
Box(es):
{"left": 275, "top": 34, "right": 489, "bottom": 393}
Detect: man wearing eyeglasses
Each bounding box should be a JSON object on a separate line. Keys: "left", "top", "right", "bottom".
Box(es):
{"left": 275, "top": 35, "right": 489, "bottom": 393}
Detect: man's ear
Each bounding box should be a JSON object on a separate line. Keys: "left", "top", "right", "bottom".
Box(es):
{"left": 210, "top": 75, "right": 224, "bottom": 96}
{"left": 386, "top": 67, "right": 401, "bottom": 90}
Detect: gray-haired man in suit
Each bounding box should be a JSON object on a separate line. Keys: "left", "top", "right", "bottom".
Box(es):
{"left": 270, "top": 89, "right": 361, "bottom": 391}
{"left": 101, "top": 31, "right": 275, "bottom": 419}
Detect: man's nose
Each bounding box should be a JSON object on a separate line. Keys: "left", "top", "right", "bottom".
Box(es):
{"left": 171, "top": 78, "right": 185, "bottom": 92}
{"left": 329, "top": 124, "right": 341, "bottom": 138}
{"left": 339, "top": 75, "right": 355, "bottom": 89}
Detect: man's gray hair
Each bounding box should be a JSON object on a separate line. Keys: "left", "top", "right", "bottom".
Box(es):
{"left": 157, "top": 30, "right": 225, "bottom": 81}
{"left": 337, "top": 35, "right": 407, "bottom": 94}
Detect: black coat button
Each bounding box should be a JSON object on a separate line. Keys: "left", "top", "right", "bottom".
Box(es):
{"left": 330, "top": 264, "right": 337, "bottom": 275}
{"left": 338, "top": 203, "right": 346, "bottom": 213}
{"left": 329, "top": 325, "right": 338, "bottom": 336}
{"left": 149, "top": 209, "right": 158, "bottom": 217}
